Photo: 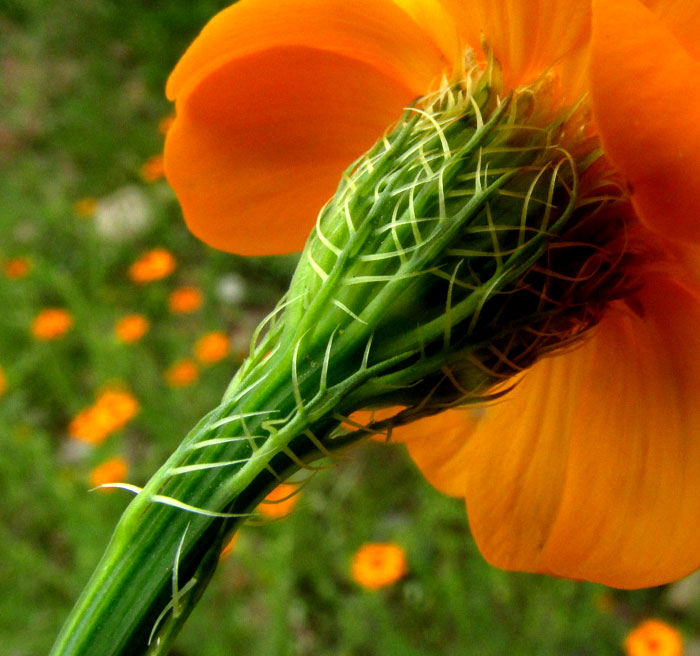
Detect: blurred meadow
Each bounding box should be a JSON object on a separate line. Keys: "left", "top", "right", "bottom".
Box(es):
{"left": 1, "top": 1, "right": 698, "bottom": 654}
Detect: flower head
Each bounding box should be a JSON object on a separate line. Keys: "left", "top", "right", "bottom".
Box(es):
{"left": 165, "top": 359, "right": 200, "bottom": 387}
{"left": 97, "top": 389, "right": 140, "bottom": 425}
{"left": 0, "top": 365, "right": 6, "bottom": 397}
{"left": 624, "top": 620, "right": 683, "bottom": 656}
{"left": 163, "top": 0, "right": 700, "bottom": 589}
{"left": 32, "top": 308, "right": 73, "bottom": 340}
{"left": 168, "top": 286, "right": 204, "bottom": 314}
{"left": 69, "top": 389, "right": 139, "bottom": 445}
{"left": 351, "top": 543, "right": 408, "bottom": 590}
{"left": 90, "top": 457, "right": 130, "bottom": 492}
{"left": 128, "top": 248, "right": 176, "bottom": 284}
{"left": 4, "top": 257, "right": 31, "bottom": 279}
{"left": 114, "top": 314, "right": 150, "bottom": 343}
{"left": 194, "top": 331, "right": 230, "bottom": 364}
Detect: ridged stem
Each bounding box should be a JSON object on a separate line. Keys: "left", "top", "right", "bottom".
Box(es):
{"left": 49, "top": 340, "right": 364, "bottom": 656}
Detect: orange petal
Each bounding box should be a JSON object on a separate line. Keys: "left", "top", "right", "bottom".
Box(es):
{"left": 542, "top": 277, "right": 700, "bottom": 588}
{"left": 165, "top": 0, "right": 451, "bottom": 254}
{"left": 166, "top": 48, "right": 419, "bottom": 254}
{"left": 443, "top": 361, "right": 579, "bottom": 575}
{"left": 439, "top": 0, "right": 591, "bottom": 91}
{"left": 393, "top": 409, "right": 479, "bottom": 498}
{"left": 590, "top": 0, "right": 700, "bottom": 243}
{"left": 167, "top": 0, "right": 451, "bottom": 102}
{"left": 642, "top": 0, "right": 700, "bottom": 60}
{"left": 392, "top": 0, "right": 463, "bottom": 70}
{"left": 401, "top": 274, "right": 700, "bottom": 588}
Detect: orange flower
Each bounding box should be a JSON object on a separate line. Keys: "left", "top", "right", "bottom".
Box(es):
{"left": 139, "top": 154, "right": 165, "bottom": 183}
{"left": 114, "top": 314, "right": 150, "bottom": 343}
{"left": 4, "top": 257, "right": 31, "bottom": 279}
{"left": 69, "top": 389, "right": 139, "bottom": 445}
{"left": 165, "top": 359, "right": 200, "bottom": 387}
{"left": 194, "top": 331, "right": 229, "bottom": 364}
{"left": 256, "top": 483, "right": 299, "bottom": 519}
{"left": 69, "top": 409, "right": 107, "bottom": 445}
{"left": 0, "top": 365, "right": 6, "bottom": 396}
{"left": 351, "top": 543, "right": 407, "bottom": 590}
{"left": 73, "top": 197, "right": 97, "bottom": 218}
{"left": 128, "top": 248, "right": 176, "bottom": 284}
{"left": 97, "top": 389, "right": 139, "bottom": 424}
{"left": 163, "top": 0, "right": 700, "bottom": 589}
{"left": 624, "top": 620, "right": 683, "bottom": 656}
{"left": 168, "top": 286, "right": 204, "bottom": 314}
{"left": 89, "top": 457, "right": 130, "bottom": 492}
{"left": 31, "top": 308, "right": 73, "bottom": 340}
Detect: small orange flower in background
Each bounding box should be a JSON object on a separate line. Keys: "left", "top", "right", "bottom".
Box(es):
{"left": 624, "top": 619, "right": 683, "bottom": 656}
{"left": 139, "top": 154, "right": 165, "bottom": 183}
{"left": 351, "top": 543, "right": 407, "bottom": 590}
{"left": 97, "top": 389, "right": 139, "bottom": 424}
{"left": 194, "top": 331, "right": 229, "bottom": 364}
{"left": 69, "top": 409, "right": 104, "bottom": 444}
{"left": 32, "top": 308, "right": 73, "bottom": 340}
{"left": 114, "top": 314, "right": 150, "bottom": 344}
{"left": 89, "top": 456, "right": 129, "bottom": 493}
{"left": 128, "top": 248, "right": 176, "bottom": 284}
{"left": 169, "top": 286, "right": 204, "bottom": 314}
{"left": 69, "top": 389, "right": 139, "bottom": 445}
{"left": 158, "top": 114, "right": 175, "bottom": 136}
{"left": 0, "top": 365, "right": 7, "bottom": 397}
{"left": 73, "top": 197, "right": 97, "bottom": 218}
{"left": 257, "top": 483, "right": 299, "bottom": 519}
{"left": 4, "top": 257, "right": 31, "bottom": 279}
{"left": 165, "top": 359, "right": 199, "bottom": 387}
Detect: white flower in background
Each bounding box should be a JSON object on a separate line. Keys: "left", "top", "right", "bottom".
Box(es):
{"left": 215, "top": 272, "right": 246, "bottom": 305}
{"left": 94, "top": 185, "right": 152, "bottom": 242}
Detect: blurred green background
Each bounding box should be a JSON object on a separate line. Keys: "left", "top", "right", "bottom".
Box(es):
{"left": 1, "top": 1, "right": 698, "bottom": 654}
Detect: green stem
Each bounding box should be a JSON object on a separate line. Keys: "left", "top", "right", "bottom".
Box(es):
{"left": 49, "top": 339, "right": 370, "bottom": 656}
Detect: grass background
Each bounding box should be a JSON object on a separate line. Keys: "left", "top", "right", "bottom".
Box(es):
{"left": 1, "top": 1, "right": 698, "bottom": 654}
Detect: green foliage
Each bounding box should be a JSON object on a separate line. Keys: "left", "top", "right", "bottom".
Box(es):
{"left": 0, "top": 1, "right": 696, "bottom": 655}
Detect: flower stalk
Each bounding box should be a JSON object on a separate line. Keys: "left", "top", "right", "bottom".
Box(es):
{"left": 51, "top": 62, "right": 630, "bottom": 656}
